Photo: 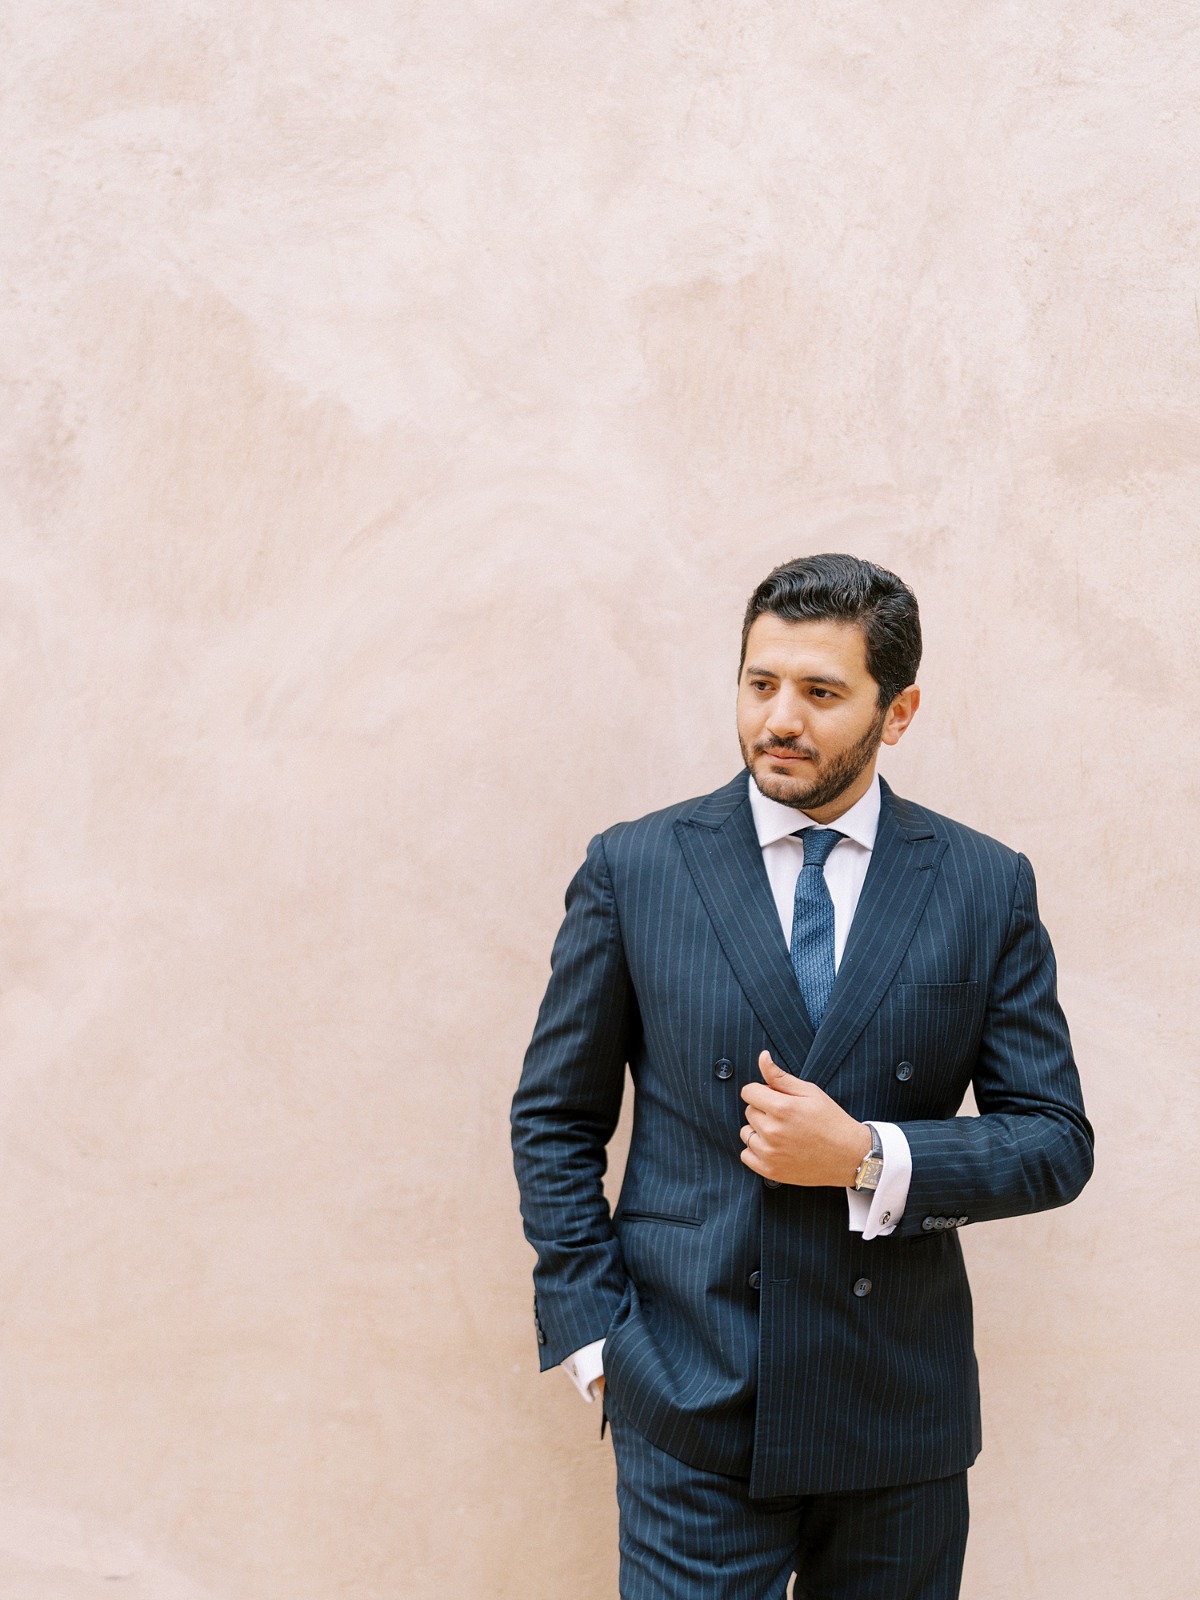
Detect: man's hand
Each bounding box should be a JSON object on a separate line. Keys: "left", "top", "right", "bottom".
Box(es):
{"left": 739, "top": 1052, "right": 872, "bottom": 1187}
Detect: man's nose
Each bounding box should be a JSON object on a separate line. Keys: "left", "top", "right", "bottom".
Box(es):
{"left": 765, "top": 689, "right": 807, "bottom": 739}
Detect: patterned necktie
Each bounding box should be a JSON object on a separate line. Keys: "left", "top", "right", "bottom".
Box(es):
{"left": 790, "top": 828, "right": 844, "bottom": 1028}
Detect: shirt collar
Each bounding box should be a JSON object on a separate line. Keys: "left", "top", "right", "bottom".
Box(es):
{"left": 747, "top": 770, "right": 882, "bottom": 852}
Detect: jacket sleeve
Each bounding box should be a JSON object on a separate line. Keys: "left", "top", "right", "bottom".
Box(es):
{"left": 894, "top": 853, "right": 1095, "bottom": 1239}
{"left": 510, "top": 834, "right": 635, "bottom": 1367}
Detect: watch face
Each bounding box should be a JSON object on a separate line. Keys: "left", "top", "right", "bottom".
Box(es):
{"left": 855, "top": 1156, "right": 884, "bottom": 1192}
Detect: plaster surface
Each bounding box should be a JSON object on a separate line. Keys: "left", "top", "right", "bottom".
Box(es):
{"left": 0, "top": 3, "right": 1196, "bottom": 1596}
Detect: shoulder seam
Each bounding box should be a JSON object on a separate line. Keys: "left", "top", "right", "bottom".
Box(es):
{"left": 596, "top": 831, "right": 629, "bottom": 953}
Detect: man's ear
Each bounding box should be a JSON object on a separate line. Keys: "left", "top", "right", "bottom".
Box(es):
{"left": 880, "top": 685, "right": 920, "bottom": 746}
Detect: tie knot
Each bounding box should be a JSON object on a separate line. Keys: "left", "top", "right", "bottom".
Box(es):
{"left": 796, "top": 828, "right": 843, "bottom": 869}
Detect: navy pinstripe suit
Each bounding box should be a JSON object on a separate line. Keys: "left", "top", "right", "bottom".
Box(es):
{"left": 511, "top": 772, "right": 1093, "bottom": 1502}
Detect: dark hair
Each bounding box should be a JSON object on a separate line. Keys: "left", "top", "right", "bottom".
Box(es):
{"left": 740, "top": 553, "right": 921, "bottom": 707}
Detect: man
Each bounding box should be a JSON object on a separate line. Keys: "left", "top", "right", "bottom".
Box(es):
{"left": 511, "top": 554, "right": 1093, "bottom": 1600}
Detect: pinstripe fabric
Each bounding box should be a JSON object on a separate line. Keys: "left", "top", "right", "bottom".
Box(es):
{"left": 788, "top": 829, "right": 844, "bottom": 1027}
{"left": 511, "top": 773, "right": 1094, "bottom": 1499}
{"left": 608, "top": 1395, "right": 968, "bottom": 1600}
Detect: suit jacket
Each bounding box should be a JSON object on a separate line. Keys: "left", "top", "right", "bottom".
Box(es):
{"left": 510, "top": 773, "right": 1094, "bottom": 1498}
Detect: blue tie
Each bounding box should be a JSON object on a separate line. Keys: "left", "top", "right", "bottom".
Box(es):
{"left": 790, "top": 828, "right": 844, "bottom": 1029}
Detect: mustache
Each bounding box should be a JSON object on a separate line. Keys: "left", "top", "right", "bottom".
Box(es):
{"left": 755, "top": 737, "right": 819, "bottom": 762}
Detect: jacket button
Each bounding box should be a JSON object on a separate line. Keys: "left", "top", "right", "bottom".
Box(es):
{"left": 895, "top": 1060, "right": 913, "bottom": 1081}
{"left": 748, "top": 1271, "right": 761, "bottom": 1290}
{"left": 536, "top": 1328, "right": 546, "bottom": 1345}
{"left": 714, "top": 1058, "right": 733, "bottom": 1080}
{"left": 763, "top": 1177, "right": 780, "bottom": 1189}
{"left": 921, "top": 1217, "right": 935, "bottom": 1232}
{"left": 852, "top": 1277, "right": 872, "bottom": 1297}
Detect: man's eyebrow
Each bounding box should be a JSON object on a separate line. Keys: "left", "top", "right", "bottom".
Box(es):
{"left": 744, "top": 664, "right": 849, "bottom": 690}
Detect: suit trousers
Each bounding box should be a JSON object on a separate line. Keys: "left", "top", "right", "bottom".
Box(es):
{"left": 607, "top": 1396, "right": 969, "bottom": 1600}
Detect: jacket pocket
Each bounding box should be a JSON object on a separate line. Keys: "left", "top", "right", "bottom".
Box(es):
{"left": 893, "top": 980, "right": 979, "bottom": 1009}
{"left": 616, "top": 1209, "right": 702, "bottom": 1228}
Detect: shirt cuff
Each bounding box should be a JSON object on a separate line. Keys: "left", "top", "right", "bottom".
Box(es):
{"left": 845, "top": 1121, "right": 912, "bottom": 1240}
{"left": 560, "top": 1339, "right": 606, "bottom": 1402}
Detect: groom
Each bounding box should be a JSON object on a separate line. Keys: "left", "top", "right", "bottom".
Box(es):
{"left": 511, "top": 553, "right": 1093, "bottom": 1599}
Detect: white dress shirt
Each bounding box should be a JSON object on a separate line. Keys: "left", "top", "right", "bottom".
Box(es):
{"left": 561, "top": 771, "right": 913, "bottom": 1402}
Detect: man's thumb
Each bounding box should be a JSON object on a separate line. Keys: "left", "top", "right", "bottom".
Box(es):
{"left": 759, "top": 1050, "right": 804, "bottom": 1094}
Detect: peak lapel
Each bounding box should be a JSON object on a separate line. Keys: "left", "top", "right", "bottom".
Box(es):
{"left": 674, "top": 777, "right": 815, "bottom": 1074}
{"left": 801, "top": 783, "right": 946, "bottom": 1089}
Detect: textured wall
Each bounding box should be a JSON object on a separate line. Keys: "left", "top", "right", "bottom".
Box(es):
{"left": 0, "top": 3, "right": 1196, "bottom": 1597}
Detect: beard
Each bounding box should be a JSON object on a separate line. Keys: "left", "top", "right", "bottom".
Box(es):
{"left": 741, "top": 707, "right": 886, "bottom": 813}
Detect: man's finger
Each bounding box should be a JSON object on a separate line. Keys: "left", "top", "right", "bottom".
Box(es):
{"left": 759, "top": 1050, "right": 806, "bottom": 1094}
{"left": 741, "top": 1082, "right": 791, "bottom": 1111}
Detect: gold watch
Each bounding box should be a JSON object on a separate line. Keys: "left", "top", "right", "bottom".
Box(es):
{"left": 853, "top": 1124, "right": 884, "bottom": 1192}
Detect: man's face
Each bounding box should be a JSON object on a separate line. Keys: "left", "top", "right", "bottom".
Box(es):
{"left": 737, "top": 614, "right": 917, "bottom": 820}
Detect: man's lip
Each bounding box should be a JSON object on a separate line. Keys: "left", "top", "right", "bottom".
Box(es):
{"left": 759, "top": 749, "right": 809, "bottom": 762}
